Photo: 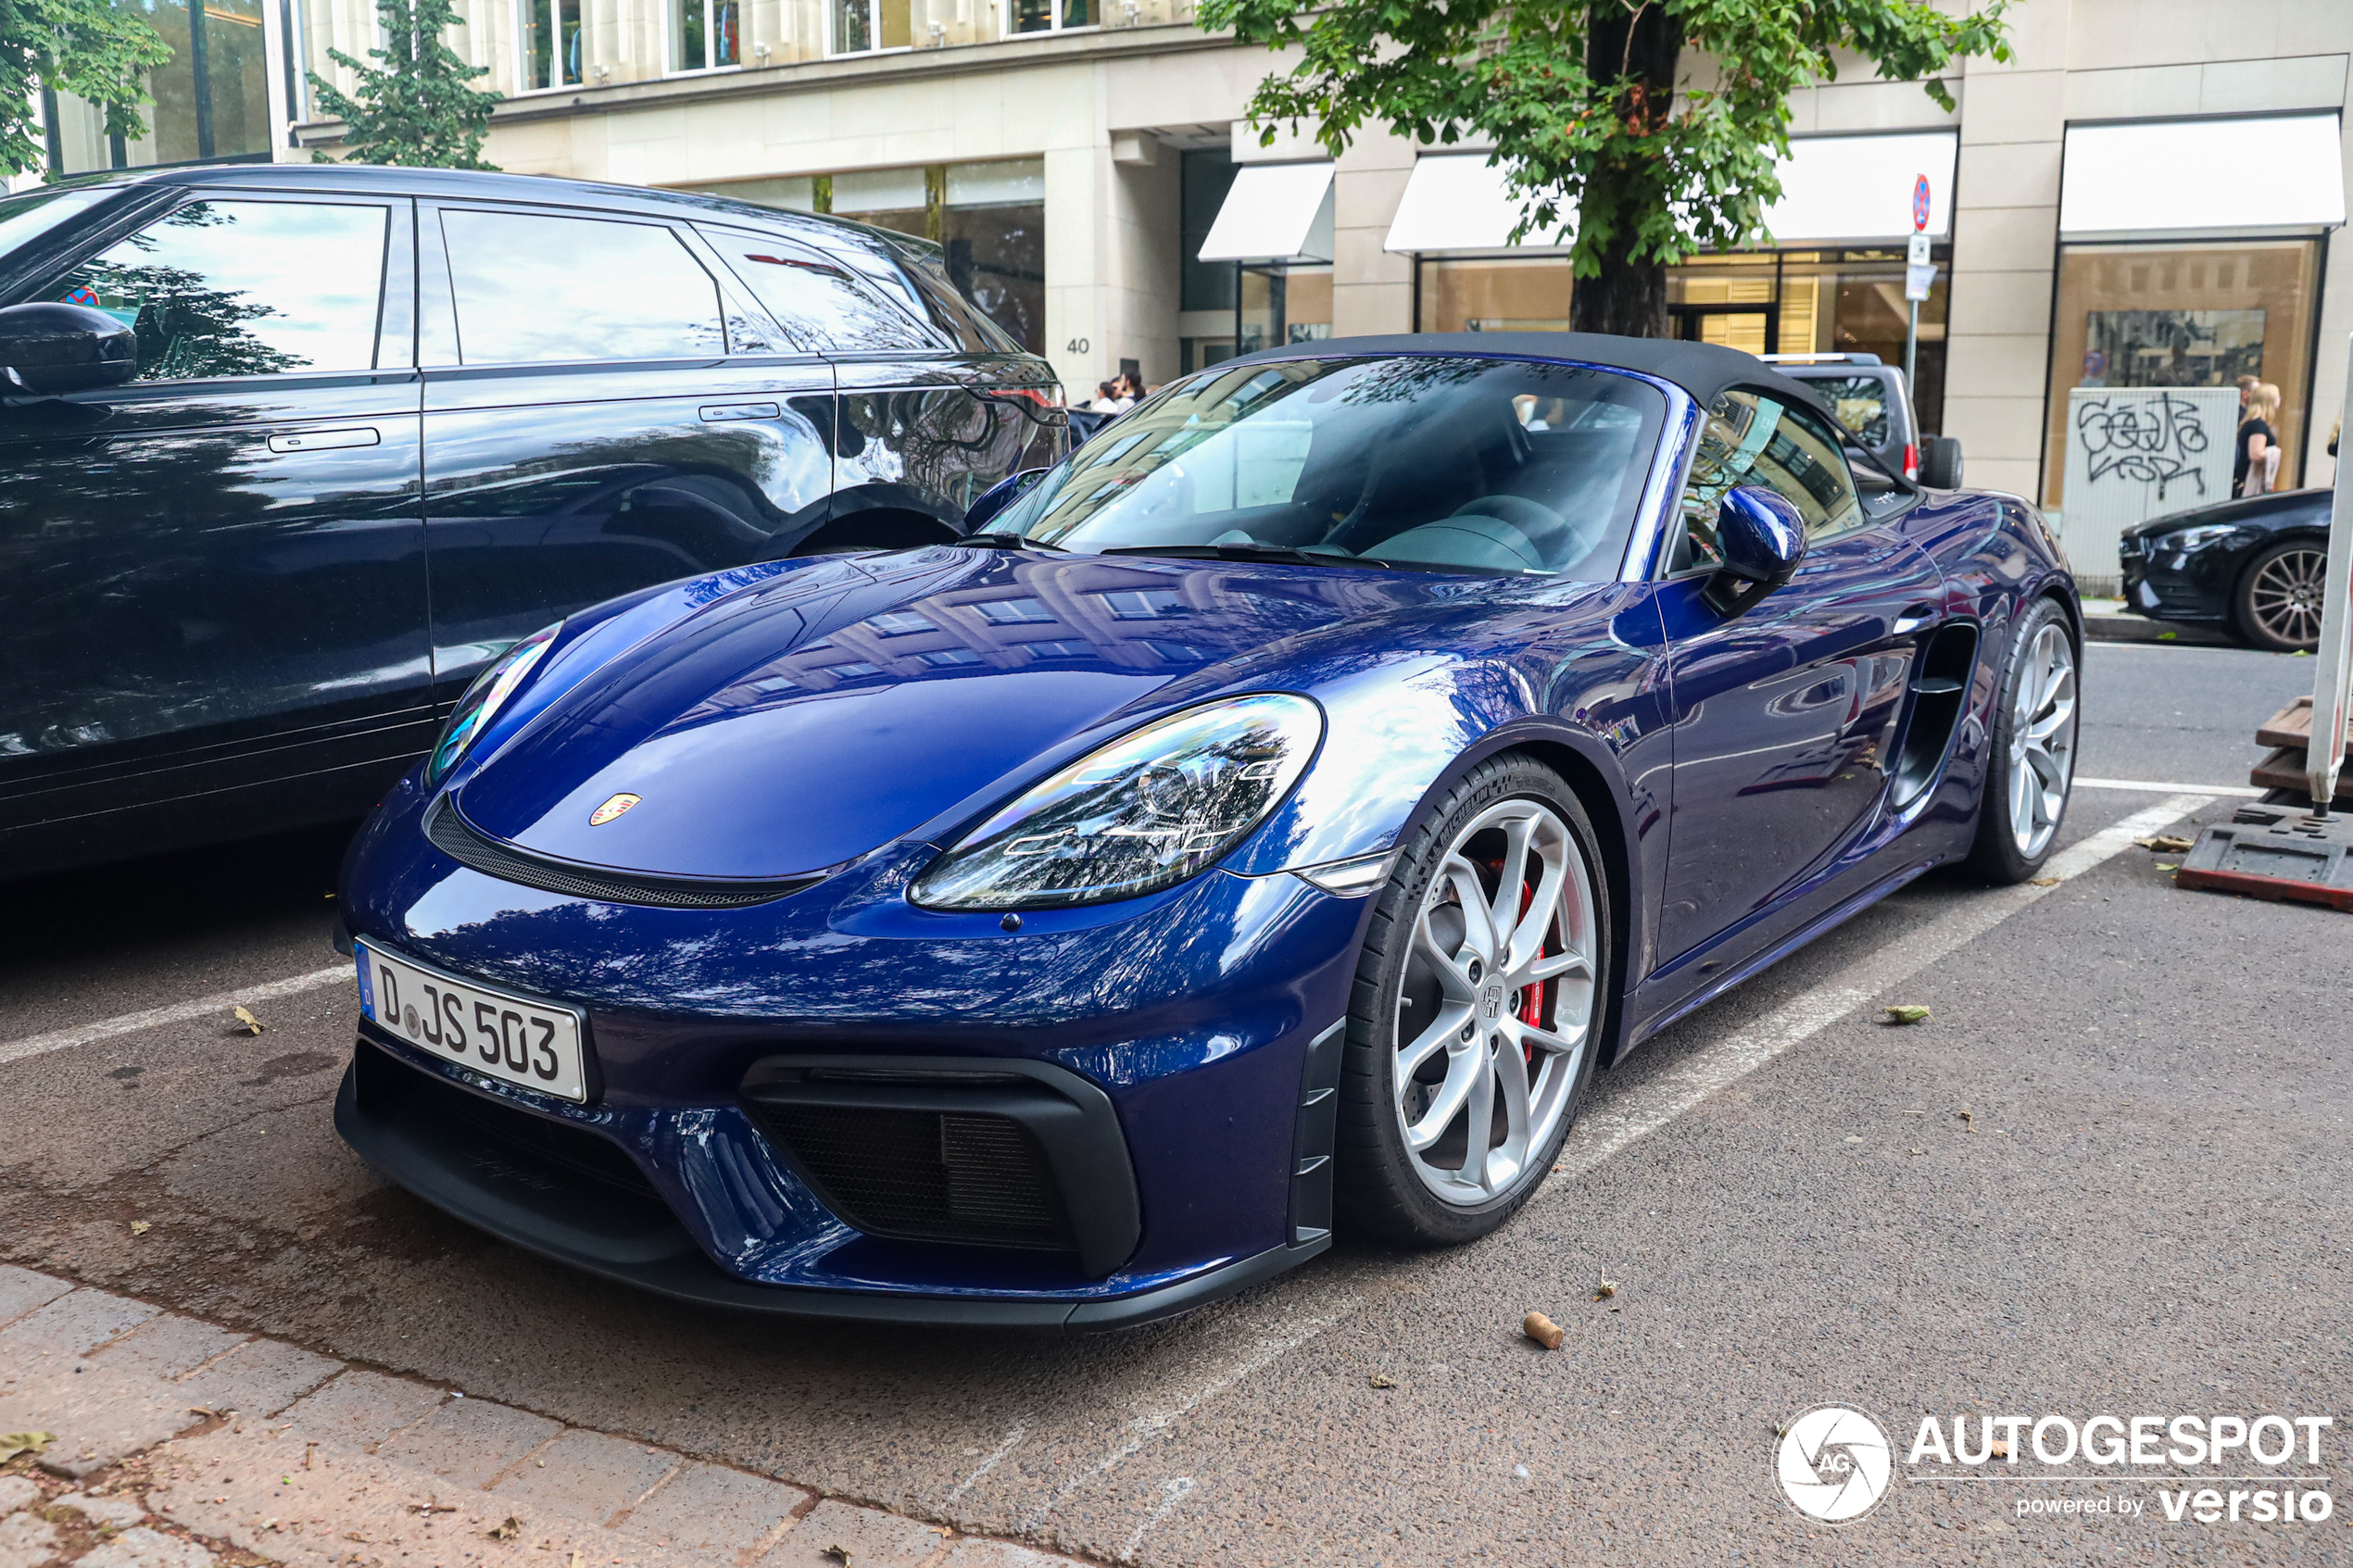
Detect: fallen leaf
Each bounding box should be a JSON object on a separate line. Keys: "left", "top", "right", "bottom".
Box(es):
{"left": 488, "top": 1518, "right": 522, "bottom": 1542}
{"left": 2136, "top": 834, "right": 2193, "bottom": 854}
{"left": 1990, "top": 1439, "right": 2010, "bottom": 1460}
{"left": 1909, "top": 1148, "right": 1925, "bottom": 1156}
{"left": 1367, "top": 1373, "right": 1398, "bottom": 1389}
{"left": 2157, "top": 632, "right": 2177, "bottom": 641}
{"left": 1522, "top": 1311, "right": 1565, "bottom": 1349}
{"left": 1957, "top": 1108, "right": 1975, "bottom": 1132}
{"left": 2156, "top": 862, "right": 2180, "bottom": 872}
{"left": 821, "top": 1546, "right": 852, "bottom": 1566}
{"left": 232, "top": 1006, "right": 264, "bottom": 1036}
{"left": 1593, "top": 1279, "right": 1617, "bottom": 1300}
{"left": 2029, "top": 876, "right": 2060, "bottom": 887}
{"left": 1882, "top": 1005, "right": 1931, "bottom": 1025}
{"left": 128, "top": 1220, "right": 151, "bottom": 1236}
{"left": 0, "top": 1431, "right": 54, "bottom": 1462}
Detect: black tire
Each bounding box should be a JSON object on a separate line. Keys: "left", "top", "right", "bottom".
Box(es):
{"left": 2232, "top": 539, "right": 2329, "bottom": 653}
{"left": 1333, "top": 756, "right": 1610, "bottom": 1248}
{"left": 1965, "top": 596, "right": 2080, "bottom": 884}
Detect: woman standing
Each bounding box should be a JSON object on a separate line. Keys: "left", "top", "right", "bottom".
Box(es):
{"left": 2236, "top": 383, "right": 2281, "bottom": 496}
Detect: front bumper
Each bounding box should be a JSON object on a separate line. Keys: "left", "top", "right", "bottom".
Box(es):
{"left": 334, "top": 1041, "right": 1327, "bottom": 1329}
{"left": 336, "top": 769, "right": 1369, "bottom": 1325}
{"left": 2118, "top": 537, "right": 2233, "bottom": 622}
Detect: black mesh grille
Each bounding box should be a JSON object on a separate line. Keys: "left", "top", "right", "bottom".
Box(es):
{"left": 356, "top": 1038, "right": 658, "bottom": 1199}
{"left": 750, "top": 1102, "right": 1075, "bottom": 1251}
{"left": 425, "top": 797, "right": 817, "bottom": 909}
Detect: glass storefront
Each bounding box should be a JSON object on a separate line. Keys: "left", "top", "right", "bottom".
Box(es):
{"left": 681, "top": 158, "right": 1044, "bottom": 355}
{"left": 46, "top": 0, "right": 272, "bottom": 174}
{"left": 1416, "top": 256, "right": 1573, "bottom": 333}
{"left": 2041, "top": 239, "right": 2322, "bottom": 508}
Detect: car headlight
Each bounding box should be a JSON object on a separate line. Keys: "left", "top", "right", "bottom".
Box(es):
{"left": 911, "top": 694, "right": 1324, "bottom": 910}
{"left": 2158, "top": 523, "right": 2240, "bottom": 553}
{"left": 425, "top": 623, "right": 560, "bottom": 785}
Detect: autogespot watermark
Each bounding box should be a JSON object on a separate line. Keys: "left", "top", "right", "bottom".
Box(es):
{"left": 1774, "top": 1406, "right": 2336, "bottom": 1527}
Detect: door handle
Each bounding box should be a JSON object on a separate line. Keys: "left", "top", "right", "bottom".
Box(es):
{"left": 269, "top": 426, "right": 380, "bottom": 454}
{"left": 700, "top": 402, "right": 781, "bottom": 422}
{"left": 1892, "top": 602, "right": 1940, "bottom": 634}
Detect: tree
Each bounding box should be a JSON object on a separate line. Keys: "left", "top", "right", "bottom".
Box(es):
{"left": 1, "top": 0, "right": 173, "bottom": 178}
{"left": 1197, "top": 0, "right": 2012, "bottom": 337}
{"left": 308, "top": 0, "right": 500, "bottom": 169}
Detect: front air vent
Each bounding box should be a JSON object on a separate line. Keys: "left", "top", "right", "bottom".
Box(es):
{"left": 1893, "top": 621, "right": 1982, "bottom": 808}
{"left": 737, "top": 1054, "right": 1142, "bottom": 1277}
{"left": 424, "top": 797, "right": 818, "bottom": 909}
{"left": 750, "top": 1102, "right": 1076, "bottom": 1252}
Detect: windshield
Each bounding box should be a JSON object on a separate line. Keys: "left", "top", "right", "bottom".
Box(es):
{"left": 1805, "top": 373, "right": 1895, "bottom": 449}
{"left": 990, "top": 355, "right": 1667, "bottom": 577}
{"left": 0, "top": 188, "right": 113, "bottom": 270}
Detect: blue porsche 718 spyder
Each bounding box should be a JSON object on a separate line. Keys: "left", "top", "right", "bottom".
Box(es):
{"left": 335, "top": 333, "right": 2082, "bottom": 1329}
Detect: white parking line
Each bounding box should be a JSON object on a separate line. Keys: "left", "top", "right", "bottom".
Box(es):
{"left": 1549, "top": 794, "right": 2215, "bottom": 1187}
{"left": 2077, "top": 775, "right": 2264, "bottom": 797}
{"left": 1046, "top": 792, "right": 2217, "bottom": 1523}
{"left": 0, "top": 963, "right": 353, "bottom": 1068}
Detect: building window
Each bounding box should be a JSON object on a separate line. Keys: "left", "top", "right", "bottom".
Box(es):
{"left": 520, "top": 0, "right": 583, "bottom": 88}
{"left": 1022, "top": 639, "right": 1095, "bottom": 659}
{"left": 1415, "top": 257, "right": 1573, "bottom": 335}
{"left": 973, "top": 597, "right": 1055, "bottom": 625}
{"left": 1008, "top": 0, "right": 1093, "bottom": 34}
{"left": 673, "top": 0, "right": 741, "bottom": 70}
{"left": 920, "top": 647, "right": 982, "bottom": 666}
{"left": 2041, "top": 238, "right": 2322, "bottom": 513}
{"left": 944, "top": 161, "right": 1045, "bottom": 356}
{"left": 44, "top": 0, "right": 269, "bottom": 174}
{"left": 1100, "top": 589, "right": 1182, "bottom": 619}
{"left": 833, "top": 0, "right": 911, "bottom": 53}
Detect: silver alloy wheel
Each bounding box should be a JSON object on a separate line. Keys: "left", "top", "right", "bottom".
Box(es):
{"left": 2248, "top": 545, "right": 2328, "bottom": 649}
{"left": 2007, "top": 621, "right": 2078, "bottom": 859}
{"left": 1392, "top": 798, "right": 1599, "bottom": 1205}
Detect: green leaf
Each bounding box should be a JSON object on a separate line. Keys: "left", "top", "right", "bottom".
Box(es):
{"left": 307, "top": 0, "right": 501, "bottom": 169}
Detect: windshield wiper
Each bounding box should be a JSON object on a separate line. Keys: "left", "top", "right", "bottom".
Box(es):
{"left": 1100, "top": 543, "right": 1378, "bottom": 568}
{"left": 950, "top": 532, "right": 1065, "bottom": 551}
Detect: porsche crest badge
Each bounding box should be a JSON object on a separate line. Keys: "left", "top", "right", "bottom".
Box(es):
{"left": 588, "top": 792, "right": 641, "bottom": 826}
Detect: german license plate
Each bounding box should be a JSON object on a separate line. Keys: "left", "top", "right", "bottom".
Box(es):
{"left": 356, "top": 942, "right": 587, "bottom": 1103}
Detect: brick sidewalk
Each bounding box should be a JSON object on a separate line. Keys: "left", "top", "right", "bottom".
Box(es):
{"left": 0, "top": 1267, "right": 1091, "bottom": 1568}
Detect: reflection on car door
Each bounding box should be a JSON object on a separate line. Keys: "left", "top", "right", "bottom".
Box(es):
{"left": 419, "top": 202, "right": 836, "bottom": 696}
{"left": 0, "top": 192, "right": 428, "bottom": 869}
{"left": 1654, "top": 390, "right": 1944, "bottom": 974}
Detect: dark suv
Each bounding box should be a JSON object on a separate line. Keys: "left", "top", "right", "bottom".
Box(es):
{"left": 0, "top": 166, "right": 1063, "bottom": 878}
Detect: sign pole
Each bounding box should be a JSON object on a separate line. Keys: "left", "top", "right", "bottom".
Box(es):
{"left": 2304, "top": 333, "right": 2353, "bottom": 817}
{"left": 1903, "top": 174, "right": 1932, "bottom": 409}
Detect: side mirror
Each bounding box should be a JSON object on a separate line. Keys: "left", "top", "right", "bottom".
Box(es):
{"left": 0, "top": 302, "right": 137, "bottom": 395}
{"left": 1917, "top": 434, "right": 1964, "bottom": 490}
{"left": 1704, "top": 484, "right": 1808, "bottom": 615}
{"left": 964, "top": 466, "right": 1047, "bottom": 533}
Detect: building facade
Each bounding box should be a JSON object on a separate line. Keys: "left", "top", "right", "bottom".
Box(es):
{"left": 21, "top": 0, "right": 2353, "bottom": 582}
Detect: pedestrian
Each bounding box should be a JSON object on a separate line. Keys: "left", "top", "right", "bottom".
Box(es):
{"left": 2235, "top": 383, "right": 2280, "bottom": 496}
{"left": 1087, "top": 379, "right": 1123, "bottom": 413}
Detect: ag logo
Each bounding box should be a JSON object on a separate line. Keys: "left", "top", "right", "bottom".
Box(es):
{"left": 1775, "top": 1405, "right": 1893, "bottom": 1524}
{"left": 588, "top": 792, "right": 641, "bottom": 826}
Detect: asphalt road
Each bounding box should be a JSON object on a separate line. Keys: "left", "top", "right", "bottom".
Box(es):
{"left": 4, "top": 639, "right": 2346, "bottom": 1567}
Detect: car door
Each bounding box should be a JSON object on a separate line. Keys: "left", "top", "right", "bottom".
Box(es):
{"left": 1653, "top": 388, "right": 1944, "bottom": 971}
{"left": 419, "top": 201, "right": 836, "bottom": 699}
{"left": 0, "top": 189, "right": 428, "bottom": 867}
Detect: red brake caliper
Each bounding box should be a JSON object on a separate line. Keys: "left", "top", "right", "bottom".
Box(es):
{"left": 1489, "top": 859, "right": 1548, "bottom": 1061}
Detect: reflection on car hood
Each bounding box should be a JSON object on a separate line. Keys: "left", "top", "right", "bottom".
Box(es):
{"left": 454, "top": 546, "right": 1451, "bottom": 880}
{"left": 2127, "top": 486, "right": 2331, "bottom": 538}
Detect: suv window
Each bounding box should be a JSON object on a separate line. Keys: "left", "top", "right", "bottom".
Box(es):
{"left": 1671, "top": 389, "right": 1865, "bottom": 572}
{"left": 699, "top": 227, "right": 932, "bottom": 353}
{"left": 50, "top": 199, "right": 388, "bottom": 381}
{"left": 1806, "top": 373, "right": 1895, "bottom": 450}
{"left": 443, "top": 209, "right": 728, "bottom": 364}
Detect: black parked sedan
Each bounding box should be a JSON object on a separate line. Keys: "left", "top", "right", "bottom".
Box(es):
{"left": 2118, "top": 488, "right": 2332, "bottom": 652}
{"left": 0, "top": 166, "right": 1063, "bottom": 878}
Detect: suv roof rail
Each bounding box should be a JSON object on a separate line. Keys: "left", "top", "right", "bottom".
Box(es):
{"left": 1758, "top": 352, "right": 1883, "bottom": 366}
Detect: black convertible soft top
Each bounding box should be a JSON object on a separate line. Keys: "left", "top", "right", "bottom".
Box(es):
{"left": 1223, "top": 332, "right": 1835, "bottom": 422}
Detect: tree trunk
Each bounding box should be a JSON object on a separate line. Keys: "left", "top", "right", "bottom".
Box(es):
{"left": 1568, "top": 2, "right": 1683, "bottom": 339}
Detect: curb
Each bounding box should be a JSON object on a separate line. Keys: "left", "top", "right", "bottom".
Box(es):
{"left": 2082, "top": 611, "right": 2234, "bottom": 646}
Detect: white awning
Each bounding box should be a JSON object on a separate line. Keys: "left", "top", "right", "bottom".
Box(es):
{"left": 1383, "top": 153, "right": 1567, "bottom": 253}
{"left": 1381, "top": 132, "right": 1957, "bottom": 255}
{"left": 2059, "top": 114, "right": 2346, "bottom": 239}
{"left": 1198, "top": 161, "right": 1336, "bottom": 263}
{"left": 1763, "top": 131, "right": 1957, "bottom": 243}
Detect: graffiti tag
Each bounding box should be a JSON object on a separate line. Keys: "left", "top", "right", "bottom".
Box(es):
{"left": 2074, "top": 394, "right": 2210, "bottom": 500}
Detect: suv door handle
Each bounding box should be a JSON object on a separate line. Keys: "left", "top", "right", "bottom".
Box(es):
{"left": 1892, "top": 602, "right": 1940, "bottom": 634}
{"left": 700, "top": 402, "right": 781, "bottom": 422}
{"left": 269, "top": 427, "right": 380, "bottom": 454}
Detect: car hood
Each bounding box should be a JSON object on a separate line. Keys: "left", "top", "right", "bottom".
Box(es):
{"left": 2127, "top": 486, "right": 2330, "bottom": 538}
{"left": 453, "top": 547, "right": 1452, "bottom": 880}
